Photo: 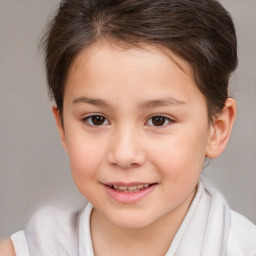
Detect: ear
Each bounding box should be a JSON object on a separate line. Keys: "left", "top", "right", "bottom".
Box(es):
{"left": 52, "top": 105, "right": 68, "bottom": 153}
{"left": 206, "top": 98, "right": 236, "bottom": 159}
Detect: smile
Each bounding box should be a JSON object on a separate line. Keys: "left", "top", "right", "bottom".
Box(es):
{"left": 104, "top": 183, "right": 157, "bottom": 203}
{"left": 108, "top": 184, "right": 150, "bottom": 193}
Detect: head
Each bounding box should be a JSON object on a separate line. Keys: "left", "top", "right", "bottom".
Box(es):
{"left": 43, "top": 0, "right": 237, "bottom": 123}
{"left": 42, "top": 0, "right": 237, "bottom": 229}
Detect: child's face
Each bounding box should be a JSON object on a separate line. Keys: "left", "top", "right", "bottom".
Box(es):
{"left": 55, "top": 43, "right": 213, "bottom": 229}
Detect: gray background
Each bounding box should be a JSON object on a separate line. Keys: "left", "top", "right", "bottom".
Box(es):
{"left": 0, "top": 0, "right": 255, "bottom": 238}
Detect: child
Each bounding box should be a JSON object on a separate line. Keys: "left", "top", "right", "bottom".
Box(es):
{"left": 1, "top": 0, "right": 256, "bottom": 255}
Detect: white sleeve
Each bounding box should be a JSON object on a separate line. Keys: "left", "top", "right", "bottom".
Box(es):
{"left": 11, "top": 230, "right": 30, "bottom": 256}
{"left": 227, "top": 210, "right": 256, "bottom": 256}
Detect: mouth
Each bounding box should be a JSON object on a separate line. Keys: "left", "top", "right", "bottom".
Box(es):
{"left": 105, "top": 183, "right": 156, "bottom": 193}
{"left": 103, "top": 182, "right": 157, "bottom": 203}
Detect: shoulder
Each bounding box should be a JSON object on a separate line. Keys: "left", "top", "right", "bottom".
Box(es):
{"left": 26, "top": 204, "right": 80, "bottom": 232}
{"left": 0, "top": 239, "right": 16, "bottom": 256}
{"left": 26, "top": 204, "right": 80, "bottom": 238}
{"left": 227, "top": 210, "right": 256, "bottom": 256}
{"left": 23, "top": 203, "right": 86, "bottom": 255}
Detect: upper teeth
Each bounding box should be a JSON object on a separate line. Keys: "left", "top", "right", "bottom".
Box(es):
{"left": 112, "top": 184, "right": 150, "bottom": 191}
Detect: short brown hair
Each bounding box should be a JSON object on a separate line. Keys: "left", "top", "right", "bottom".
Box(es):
{"left": 42, "top": 0, "right": 237, "bottom": 122}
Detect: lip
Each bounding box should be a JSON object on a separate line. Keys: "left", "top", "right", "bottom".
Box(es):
{"left": 103, "top": 182, "right": 157, "bottom": 204}
{"left": 104, "top": 181, "right": 152, "bottom": 187}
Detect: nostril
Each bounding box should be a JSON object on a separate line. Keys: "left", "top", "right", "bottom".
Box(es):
{"left": 111, "top": 161, "right": 140, "bottom": 169}
{"left": 110, "top": 155, "right": 147, "bottom": 169}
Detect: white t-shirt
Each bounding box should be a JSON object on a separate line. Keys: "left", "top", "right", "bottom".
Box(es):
{"left": 11, "top": 180, "right": 256, "bottom": 256}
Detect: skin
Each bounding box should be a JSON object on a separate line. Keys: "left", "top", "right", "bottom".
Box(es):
{"left": 0, "top": 239, "right": 15, "bottom": 255}
{"left": 0, "top": 42, "right": 236, "bottom": 256}
{"left": 52, "top": 42, "right": 236, "bottom": 256}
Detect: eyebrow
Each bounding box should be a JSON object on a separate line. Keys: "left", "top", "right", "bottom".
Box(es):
{"left": 72, "top": 96, "right": 186, "bottom": 108}
{"left": 138, "top": 97, "right": 187, "bottom": 109}
{"left": 73, "top": 97, "right": 109, "bottom": 107}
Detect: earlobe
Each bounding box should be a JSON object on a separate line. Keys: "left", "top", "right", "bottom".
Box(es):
{"left": 206, "top": 98, "right": 236, "bottom": 159}
{"left": 52, "top": 105, "right": 68, "bottom": 153}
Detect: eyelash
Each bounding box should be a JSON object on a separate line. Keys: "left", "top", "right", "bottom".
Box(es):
{"left": 82, "top": 114, "right": 110, "bottom": 126}
{"left": 145, "top": 114, "right": 174, "bottom": 127}
{"left": 81, "top": 114, "right": 174, "bottom": 127}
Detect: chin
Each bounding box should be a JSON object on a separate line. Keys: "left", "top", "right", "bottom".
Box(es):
{"left": 107, "top": 211, "right": 157, "bottom": 230}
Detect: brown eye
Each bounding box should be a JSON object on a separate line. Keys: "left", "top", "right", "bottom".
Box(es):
{"left": 146, "top": 115, "right": 173, "bottom": 127}
{"left": 152, "top": 116, "right": 166, "bottom": 126}
{"left": 83, "top": 115, "right": 109, "bottom": 126}
{"left": 91, "top": 116, "right": 106, "bottom": 125}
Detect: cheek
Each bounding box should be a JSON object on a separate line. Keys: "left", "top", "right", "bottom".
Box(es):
{"left": 149, "top": 131, "right": 207, "bottom": 179}
{"left": 65, "top": 134, "right": 103, "bottom": 182}
{"left": 67, "top": 141, "right": 103, "bottom": 200}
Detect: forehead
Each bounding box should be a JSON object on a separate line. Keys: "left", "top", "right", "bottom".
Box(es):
{"left": 71, "top": 41, "right": 193, "bottom": 78}
{"left": 64, "top": 41, "right": 205, "bottom": 109}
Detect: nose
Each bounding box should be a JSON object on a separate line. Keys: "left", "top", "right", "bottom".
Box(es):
{"left": 108, "top": 126, "right": 146, "bottom": 169}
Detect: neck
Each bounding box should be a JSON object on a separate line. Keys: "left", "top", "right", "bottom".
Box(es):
{"left": 90, "top": 188, "right": 196, "bottom": 256}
